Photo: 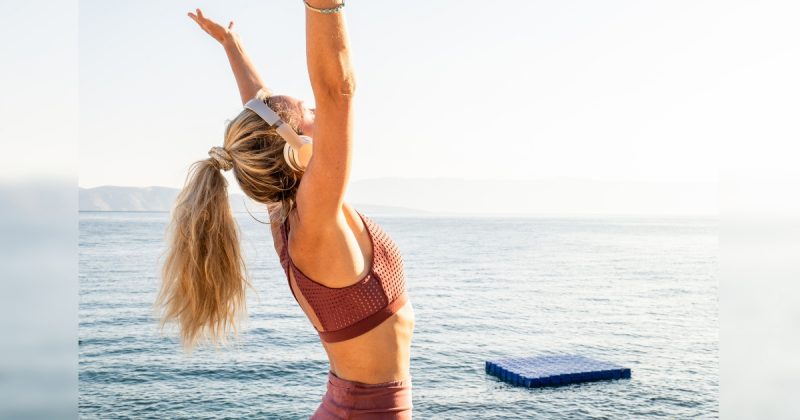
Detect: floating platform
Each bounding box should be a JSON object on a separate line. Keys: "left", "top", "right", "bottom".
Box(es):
{"left": 485, "top": 354, "right": 631, "bottom": 388}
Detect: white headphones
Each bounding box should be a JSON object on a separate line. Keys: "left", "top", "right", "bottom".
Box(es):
{"left": 244, "top": 90, "right": 313, "bottom": 172}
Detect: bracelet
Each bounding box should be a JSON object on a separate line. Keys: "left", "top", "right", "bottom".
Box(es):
{"left": 304, "top": 0, "right": 345, "bottom": 14}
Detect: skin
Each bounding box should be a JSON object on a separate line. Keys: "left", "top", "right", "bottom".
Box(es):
{"left": 189, "top": 8, "right": 414, "bottom": 384}
{"left": 271, "top": 95, "right": 316, "bottom": 137}
{"left": 187, "top": 11, "right": 315, "bottom": 135}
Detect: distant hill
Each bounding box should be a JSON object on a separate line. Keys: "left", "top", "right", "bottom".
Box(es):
{"left": 80, "top": 186, "right": 179, "bottom": 212}
{"left": 78, "top": 185, "right": 428, "bottom": 215}
{"left": 344, "top": 177, "right": 717, "bottom": 217}
{"left": 80, "top": 177, "right": 717, "bottom": 216}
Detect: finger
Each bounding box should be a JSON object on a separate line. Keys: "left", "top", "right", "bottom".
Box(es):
{"left": 196, "top": 8, "right": 204, "bottom": 19}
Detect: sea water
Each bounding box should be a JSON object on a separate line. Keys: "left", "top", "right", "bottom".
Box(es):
{"left": 79, "top": 211, "right": 717, "bottom": 419}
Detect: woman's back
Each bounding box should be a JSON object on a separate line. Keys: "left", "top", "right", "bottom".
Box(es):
{"left": 273, "top": 202, "right": 415, "bottom": 384}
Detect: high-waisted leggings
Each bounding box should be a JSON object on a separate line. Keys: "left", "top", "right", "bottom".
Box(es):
{"left": 311, "top": 370, "right": 413, "bottom": 419}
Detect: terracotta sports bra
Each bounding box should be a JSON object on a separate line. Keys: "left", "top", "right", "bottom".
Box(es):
{"left": 278, "top": 209, "right": 409, "bottom": 343}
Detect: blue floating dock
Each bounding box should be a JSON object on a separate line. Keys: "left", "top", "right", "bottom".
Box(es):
{"left": 485, "top": 355, "right": 631, "bottom": 388}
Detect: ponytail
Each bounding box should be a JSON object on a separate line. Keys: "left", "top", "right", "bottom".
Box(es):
{"left": 155, "top": 158, "right": 251, "bottom": 352}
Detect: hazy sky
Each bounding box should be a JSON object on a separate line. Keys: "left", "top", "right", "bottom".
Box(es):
{"left": 44, "top": 1, "right": 795, "bottom": 193}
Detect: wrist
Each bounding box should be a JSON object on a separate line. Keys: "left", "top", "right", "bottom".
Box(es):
{"left": 221, "top": 32, "right": 240, "bottom": 48}
{"left": 304, "top": 0, "right": 346, "bottom": 14}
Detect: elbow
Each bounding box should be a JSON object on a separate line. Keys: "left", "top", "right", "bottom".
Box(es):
{"left": 316, "top": 74, "right": 356, "bottom": 101}
{"left": 339, "top": 74, "right": 356, "bottom": 96}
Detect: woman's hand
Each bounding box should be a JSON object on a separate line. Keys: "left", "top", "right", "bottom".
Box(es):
{"left": 191, "top": 8, "right": 267, "bottom": 105}
{"left": 188, "top": 8, "right": 236, "bottom": 45}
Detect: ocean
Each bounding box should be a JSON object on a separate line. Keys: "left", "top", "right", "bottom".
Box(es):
{"left": 79, "top": 211, "right": 718, "bottom": 419}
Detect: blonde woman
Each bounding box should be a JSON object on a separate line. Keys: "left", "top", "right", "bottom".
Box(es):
{"left": 156, "top": 3, "right": 415, "bottom": 418}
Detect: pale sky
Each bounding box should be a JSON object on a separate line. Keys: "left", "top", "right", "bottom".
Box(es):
{"left": 6, "top": 1, "right": 795, "bottom": 195}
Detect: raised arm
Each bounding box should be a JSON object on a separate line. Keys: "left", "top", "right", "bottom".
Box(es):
{"left": 295, "top": 1, "right": 356, "bottom": 224}
{"left": 305, "top": 2, "right": 356, "bottom": 98}
{"left": 188, "top": 8, "right": 271, "bottom": 105}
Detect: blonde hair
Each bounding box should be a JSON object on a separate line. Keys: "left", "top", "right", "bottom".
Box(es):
{"left": 155, "top": 92, "right": 303, "bottom": 352}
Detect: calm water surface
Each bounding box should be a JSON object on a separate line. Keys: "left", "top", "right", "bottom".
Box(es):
{"left": 79, "top": 211, "right": 718, "bottom": 419}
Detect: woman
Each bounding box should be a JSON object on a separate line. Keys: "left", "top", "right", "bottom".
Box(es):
{"left": 155, "top": 3, "right": 415, "bottom": 418}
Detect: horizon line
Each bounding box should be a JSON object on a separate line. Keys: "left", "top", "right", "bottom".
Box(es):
{"left": 78, "top": 176, "right": 719, "bottom": 190}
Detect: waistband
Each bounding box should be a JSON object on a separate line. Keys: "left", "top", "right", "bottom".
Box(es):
{"left": 327, "top": 370, "right": 412, "bottom": 389}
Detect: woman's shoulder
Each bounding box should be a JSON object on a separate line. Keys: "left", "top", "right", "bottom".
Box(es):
{"left": 285, "top": 201, "right": 375, "bottom": 287}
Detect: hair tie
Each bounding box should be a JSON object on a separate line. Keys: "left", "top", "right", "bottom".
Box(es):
{"left": 208, "top": 146, "right": 234, "bottom": 171}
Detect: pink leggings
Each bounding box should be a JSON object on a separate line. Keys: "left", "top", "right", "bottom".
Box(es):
{"left": 311, "top": 370, "right": 413, "bottom": 419}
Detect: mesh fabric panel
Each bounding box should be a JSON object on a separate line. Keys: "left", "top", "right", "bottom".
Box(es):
{"left": 279, "top": 210, "right": 407, "bottom": 334}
